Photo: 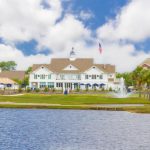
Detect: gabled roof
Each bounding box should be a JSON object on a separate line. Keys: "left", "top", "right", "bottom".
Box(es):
{"left": 32, "top": 64, "right": 52, "bottom": 72}
{"left": 31, "top": 58, "right": 115, "bottom": 74}
{"left": 0, "top": 77, "right": 17, "bottom": 84}
{"left": 50, "top": 58, "right": 93, "bottom": 73}
{"left": 94, "top": 64, "right": 115, "bottom": 73}
{"left": 139, "top": 58, "right": 150, "bottom": 67}
{"left": 0, "top": 71, "right": 25, "bottom": 80}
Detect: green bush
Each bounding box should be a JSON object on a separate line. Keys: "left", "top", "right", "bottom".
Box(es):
{"left": 52, "top": 88, "right": 56, "bottom": 92}
{"left": 101, "top": 87, "right": 105, "bottom": 91}
{"left": 109, "top": 87, "right": 112, "bottom": 91}
{"left": 18, "top": 88, "right": 22, "bottom": 93}
{"left": 75, "top": 87, "right": 80, "bottom": 92}
{"left": 26, "top": 87, "right": 31, "bottom": 93}
{"left": 93, "top": 86, "right": 97, "bottom": 91}
{"left": 44, "top": 86, "right": 49, "bottom": 92}
{"left": 35, "top": 88, "right": 40, "bottom": 93}
{"left": 85, "top": 87, "right": 89, "bottom": 92}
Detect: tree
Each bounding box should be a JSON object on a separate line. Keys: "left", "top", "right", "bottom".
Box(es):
{"left": 25, "top": 66, "right": 32, "bottom": 75}
{"left": 0, "top": 61, "right": 17, "bottom": 71}
{"left": 116, "top": 72, "right": 134, "bottom": 87}
{"left": 13, "top": 76, "right": 29, "bottom": 88}
{"left": 22, "top": 76, "right": 29, "bottom": 87}
{"left": 143, "top": 70, "right": 150, "bottom": 89}
{"left": 132, "top": 67, "right": 147, "bottom": 97}
{"left": 13, "top": 79, "right": 23, "bottom": 88}
{"left": 132, "top": 67, "right": 145, "bottom": 90}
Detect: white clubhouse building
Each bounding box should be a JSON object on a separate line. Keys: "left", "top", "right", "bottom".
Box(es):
{"left": 29, "top": 50, "right": 120, "bottom": 90}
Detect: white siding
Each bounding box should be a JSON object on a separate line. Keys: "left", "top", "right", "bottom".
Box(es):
{"left": 29, "top": 64, "right": 119, "bottom": 90}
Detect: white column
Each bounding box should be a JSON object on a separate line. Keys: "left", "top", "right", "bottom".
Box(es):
{"left": 54, "top": 82, "right": 56, "bottom": 89}
{"left": 37, "top": 82, "right": 40, "bottom": 88}
{"left": 72, "top": 83, "right": 74, "bottom": 90}
{"left": 29, "top": 82, "right": 32, "bottom": 88}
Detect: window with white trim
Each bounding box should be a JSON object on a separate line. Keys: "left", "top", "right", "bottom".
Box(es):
{"left": 34, "top": 74, "right": 38, "bottom": 79}
{"left": 92, "top": 75, "right": 96, "bottom": 79}
{"left": 85, "top": 75, "right": 88, "bottom": 79}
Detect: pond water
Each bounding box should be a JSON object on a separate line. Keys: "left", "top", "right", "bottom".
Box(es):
{"left": 0, "top": 109, "right": 150, "bottom": 150}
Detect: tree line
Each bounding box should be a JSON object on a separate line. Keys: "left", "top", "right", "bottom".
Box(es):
{"left": 0, "top": 61, "right": 17, "bottom": 71}
{"left": 0, "top": 61, "right": 32, "bottom": 88}
{"left": 117, "top": 67, "right": 150, "bottom": 91}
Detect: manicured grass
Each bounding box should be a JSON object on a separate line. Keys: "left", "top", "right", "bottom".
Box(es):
{"left": 0, "top": 94, "right": 149, "bottom": 105}
{"left": 0, "top": 94, "right": 149, "bottom": 113}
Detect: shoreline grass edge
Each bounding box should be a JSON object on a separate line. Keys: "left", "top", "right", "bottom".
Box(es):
{"left": 0, "top": 104, "right": 150, "bottom": 114}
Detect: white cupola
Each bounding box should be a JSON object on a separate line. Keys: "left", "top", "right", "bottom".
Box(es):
{"left": 69, "top": 47, "right": 76, "bottom": 61}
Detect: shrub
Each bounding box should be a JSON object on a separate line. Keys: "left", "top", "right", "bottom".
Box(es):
{"left": 26, "top": 87, "right": 31, "bottom": 93}
{"left": 44, "top": 86, "right": 49, "bottom": 92}
{"left": 75, "top": 87, "right": 80, "bottom": 92}
{"left": 101, "top": 87, "right": 105, "bottom": 91}
{"left": 52, "top": 88, "right": 56, "bottom": 92}
{"left": 109, "top": 87, "right": 112, "bottom": 91}
{"left": 85, "top": 87, "right": 89, "bottom": 92}
{"left": 35, "top": 88, "right": 40, "bottom": 93}
{"left": 93, "top": 86, "right": 97, "bottom": 91}
{"left": 18, "top": 88, "right": 22, "bottom": 93}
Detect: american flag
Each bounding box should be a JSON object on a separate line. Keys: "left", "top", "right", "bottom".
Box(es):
{"left": 99, "top": 43, "right": 102, "bottom": 54}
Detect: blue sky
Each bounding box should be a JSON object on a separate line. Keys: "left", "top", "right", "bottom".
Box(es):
{"left": 0, "top": 0, "right": 149, "bottom": 71}
{"left": 63, "top": 0, "right": 128, "bottom": 28}
{"left": 15, "top": 0, "right": 150, "bottom": 56}
{"left": 17, "top": 0, "right": 129, "bottom": 55}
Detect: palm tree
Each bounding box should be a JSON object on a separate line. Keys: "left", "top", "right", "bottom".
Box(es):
{"left": 142, "top": 70, "right": 150, "bottom": 89}
{"left": 132, "top": 67, "right": 145, "bottom": 97}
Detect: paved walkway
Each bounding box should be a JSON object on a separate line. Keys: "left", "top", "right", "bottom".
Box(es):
{"left": 3, "top": 94, "right": 24, "bottom": 96}
{"left": 0, "top": 102, "right": 88, "bottom": 107}
{"left": 0, "top": 102, "right": 145, "bottom": 107}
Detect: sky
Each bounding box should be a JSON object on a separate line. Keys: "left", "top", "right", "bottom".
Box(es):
{"left": 0, "top": 0, "right": 150, "bottom": 72}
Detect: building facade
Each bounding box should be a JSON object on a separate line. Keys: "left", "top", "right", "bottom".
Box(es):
{"left": 0, "top": 69, "right": 25, "bottom": 89}
{"left": 0, "top": 78, "right": 19, "bottom": 90}
{"left": 29, "top": 50, "right": 120, "bottom": 91}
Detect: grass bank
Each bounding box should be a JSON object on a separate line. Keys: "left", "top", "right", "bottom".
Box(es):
{"left": 0, "top": 94, "right": 149, "bottom": 113}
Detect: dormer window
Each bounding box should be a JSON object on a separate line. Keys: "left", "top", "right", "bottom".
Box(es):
{"left": 63, "top": 64, "right": 78, "bottom": 70}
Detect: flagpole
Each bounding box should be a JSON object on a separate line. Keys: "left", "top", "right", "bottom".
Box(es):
{"left": 99, "top": 42, "right": 103, "bottom": 64}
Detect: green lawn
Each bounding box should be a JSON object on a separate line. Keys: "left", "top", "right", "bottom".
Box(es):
{"left": 0, "top": 94, "right": 149, "bottom": 113}
{"left": 0, "top": 94, "right": 149, "bottom": 105}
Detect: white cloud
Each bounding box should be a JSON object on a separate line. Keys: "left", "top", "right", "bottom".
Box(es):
{"left": 37, "top": 14, "right": 92, "bottom": 52}
{"left": 0, "top": 44, "right": 50, "bottom": 69}
{"left": 79, "top": 10, "right": 94, "bottom": 21}
{"left": 0, "top": 0, "right": 62, "bottom": 43}
{"left": 97, "top": 0, "right": 150, "bottom": 42}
